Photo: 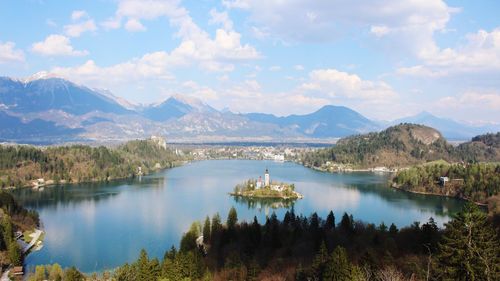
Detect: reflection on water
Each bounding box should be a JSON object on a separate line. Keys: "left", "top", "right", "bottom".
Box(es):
{"left": 10, "top": 160, "right": 465, "bottom": 273}
{"left": 232, "top": 196, "right": 296, "bottom": 217}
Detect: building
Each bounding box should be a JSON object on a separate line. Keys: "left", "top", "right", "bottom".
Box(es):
{"left": 274, "top": 154, "right": 285, "bottom": 162}
{"left": 150, "top": 135, "right": 167, "bottom": 149}
{"left": 264, "top": 168, "right": 270, "bottom": 187}
{"left": 256, "top": 176, "right": 262, "bottom": 189}
{"left": 439, "top": 176, "right": 449, "bottom": 187}
{"left": 13, "top": 266, "right": 23, "bottom": 276}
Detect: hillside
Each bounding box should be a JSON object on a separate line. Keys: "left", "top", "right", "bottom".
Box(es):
{"left": 0, "top": 111, "right": 83, "bottom": 143}
{"left": 0, "top": 138, "right": 184, "bottom": 188}
{"left": 454, "top": 132, "right": 500, "bottom": 162}
{"left": 302, "top": 124, "right": 455, "bottom": 169}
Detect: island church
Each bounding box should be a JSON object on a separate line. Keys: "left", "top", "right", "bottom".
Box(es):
{"left": 256, "top": 168, "right": 270, "bottom": 189}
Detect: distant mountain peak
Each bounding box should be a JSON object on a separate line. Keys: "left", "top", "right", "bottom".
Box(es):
{"left": 0, "top": 75, "right": 131, "bottom": 116}
{"left": 93, "top": 88, "right": 138, "bottom": 110}
{"left": 22, "top": 71, "right": 61, "bottom": 83}
{"left": 168, "top": 94, "right": 215, "bottom": 112}
{"left": 414, "top": 111, "right": 434, "bottom": 118}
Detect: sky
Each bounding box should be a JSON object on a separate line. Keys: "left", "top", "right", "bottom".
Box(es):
{"left": 0, "top": 0, "right": 499, "bottom": 124}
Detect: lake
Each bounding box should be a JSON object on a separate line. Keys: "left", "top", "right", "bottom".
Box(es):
{"left": 11, "top": 160, "right": 465, "bottom": 273}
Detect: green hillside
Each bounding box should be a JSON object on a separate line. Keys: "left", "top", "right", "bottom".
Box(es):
{"left": 0, "top": 138, "right": 184, "bottom": 188}
{"left": 302, "top": 124, "right": 500, "bottom": 170}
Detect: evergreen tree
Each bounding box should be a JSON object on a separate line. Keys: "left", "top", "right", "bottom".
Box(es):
{"left": 63, "top": 267, "right": 84, "bottom": 281}
{"left": 8, "top": 240, "right": 21, "bottom": 265}
{"left": 311, "top": 241, "right": 329, "bottom": 279}
{"left": 325, "top": 211, "right": 335, "bottom": 230}
{"left": 203, "top": 216, "right": 211, "bottom": 243}
{"left": 211, "top": 213, "right": 222, "bottom": 237}
{"left": 2, "top": 215, "right": 13, "bottom": 245}
{"left": 49, "top": 263, "right": 63, "bottom": 281}
{"left": 135, "top": 249, "right": 159, "bottom": 281}
{"left": 227, "top": 207, "right": 238, "bottom": 229}
{"left": 437, "top": 203, "right": 500, "bottom": 281}
{"left": 34, "top": 265, "right": 46, "bottom": 281}
{"left": 114, "top": 263, "right": 134, "bottom": 281}
{"left": 323, "top": 246, "right": 352, "bottom": 281}
{"left": 340, "top": 212, "right": 354, "bottom": 234}
{"left": 180, "top": 222, "right": 200, "bottom": 252}
{"left": 389, "top": 223, "right": 398, "bottom": 235}
{"left": 150, "top": 257, "right": 161, "bottom": 279}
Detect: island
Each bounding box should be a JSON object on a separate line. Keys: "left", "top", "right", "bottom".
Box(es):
{"left": 229, "top": 168, "right": 303, "bottom": 200}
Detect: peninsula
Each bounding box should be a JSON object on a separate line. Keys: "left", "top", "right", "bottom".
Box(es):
{"left": 230, "top": 168, "right": 303, "bottom": 199}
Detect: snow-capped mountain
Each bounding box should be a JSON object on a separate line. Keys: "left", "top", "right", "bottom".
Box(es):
{"left": 0, "top": 76, "right": 131, "bottom": 115}
{"left": 1, "top": 75, "right": 494, "bottom": 144}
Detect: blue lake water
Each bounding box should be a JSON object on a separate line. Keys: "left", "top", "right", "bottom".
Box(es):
{"left": 11, "top": 160, "right": 465, "bottom": 273}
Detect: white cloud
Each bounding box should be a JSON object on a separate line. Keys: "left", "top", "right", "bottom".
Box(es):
{"left": 251, "top": 26, "right": 269, "bottom": 40}
{"left": 294, "top": 64, "right": 304, "bottom": 71}
{"left": 31, "top": 34, "right": 88, "bottom": 57}
{"left": 46, "top": 19, "right": 57, "bottom": 27}
{"left": 105, "top": 0, "right": 259, "bottom": 71}
{"left": 212, "top": 79, "right": 330, "bottom": 116}
{"left": 398, "top": 27, "right": 500, "bottom": 77}
{"left": 101, "top": 17, "right": 121, "bottom": 30}
{"left": 0, "top": 41, "right": 25, "bottom": 63}
{"left": 438, "top": 91, "right": 500, "bottom": 110}
{"left": 64, "top": 19, "right": 97, "bottom": 37}
{"left": 222, "top": 0, "right": 250, "bottom": 9}
{"left": 125, "top": 18, "right": 146, "bottom": 32}
{"left": 370, "top": 25, "right": 390, "bottom": 37}
{"left": 209, "top": 8, "right": 233, "bottom": 31}
{"left": 222, "top": 0, "right": 464, "bottom": 75}
{"left": 222, "top": 0, "right": 454, "bottom": 48}
{"left": 435, "top": 90, "right": 500, "bottom": 122}
{"left": 180, "top": 80, "right": 218, "bottom": 100}
{"left": 269, "top": 65, "right": 281, "bottom": 71}
{"left": 301, "top": 69, "right": 397, "bottom": 101}
{"left": 71, "top": 10, "right": 88, "bottom": 21}
{"left": 116, "top": 0, "right": 184, "bottom": 20}
{"left": 64, "top": 10, "right": 97, "bottom": 37}
{"left": 51, "top": 52, "right": 178, "bottom": 85}
{"left": 396, "top": 65, "right": 447, "bottom": 78}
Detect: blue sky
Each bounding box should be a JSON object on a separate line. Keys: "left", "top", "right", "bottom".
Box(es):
{"left": 0, "top": 0, "right": 499, "bottom": 123}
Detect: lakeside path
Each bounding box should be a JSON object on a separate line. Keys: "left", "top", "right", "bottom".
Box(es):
{"left": 22, "top": 229, "right": 42, "bottom": 253}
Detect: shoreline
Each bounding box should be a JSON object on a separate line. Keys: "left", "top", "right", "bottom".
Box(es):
{"left": 229, "top": 192, "right": 303, "bottom": 200}
{"left": 306, "top": 164, "right": 398, "bottom": 174}
{"left": 3, "top": 160, "right": 188, "bottom": 191}
{"left": 304, "top": 162, "right": 489, "bottom": 208}
{"left": 390, "top": 183, "right": 488, "bottom": 207}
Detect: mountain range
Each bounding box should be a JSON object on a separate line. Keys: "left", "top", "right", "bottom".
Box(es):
{"left": 0, "top": 74, "right": 498, "bottom": 144}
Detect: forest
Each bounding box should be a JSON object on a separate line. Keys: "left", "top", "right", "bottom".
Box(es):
{"left": 0, "top": 139, "right": 184, "bottom": 188}
{"left": 0, "top": 191, "right": 39, "bottom": 267}
{"left": 301, "top": 125, "right": 500, "bottom": 169}
{"left": 27, "top": 204, "right": 500, "bottom": 280}
{"left": 392, "top": 162, "right": 500, "bottom": 215}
